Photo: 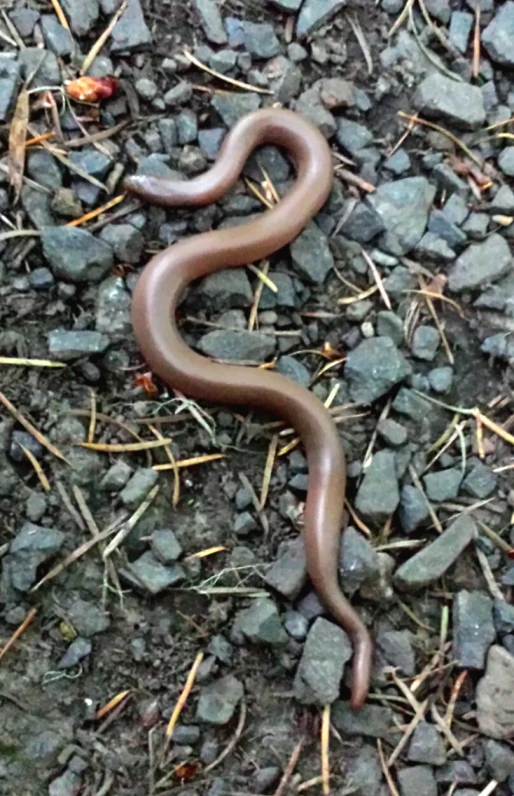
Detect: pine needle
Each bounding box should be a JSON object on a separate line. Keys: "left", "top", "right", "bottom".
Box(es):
{"left": 50, "top": 0, "right": 70, "bottom": 31}
{"left": 66, "top": 193, "right": 126, "bottom": 227}
{"left": 183, "top": 50, "right": 272, "bottom": 95}
{"left": 0, "top": 391, "right": 70, "bottom": 465}
{"left": 20, "top": 445, "right": 50, "bottom": 491}
{"left": 88, "top": 389, "right": 97, "bottom": 445}
{"left": 361, "top": 248, "right": 391, "bottom": 310}
{"left": 165, "top": 652, "right": 204, "bottom": 738}
{"left": 260, "top": 434, "right": 278, "bottom": 510}
{"left": 472, "top": 7, "right": 481, "bottom": 79}
{"left": 248, "top": 264, "right": 278, "bottom": 292}
{"left": 398, "top": 112, "right": 484, "bottom": 169}
{"left": 0, "top": 607, "right": 37, "bottom": 663}
{"left": 79, "top": 438, "right": 172, "bottom": 453}
{"left": 0, "top": 357, "right": 65, "bottom": 368}
{"left": 152, "top": 453, "right": 225, "bottom": 471}
{"left": 8, "top": 89, "right": 29, "bottom": 202}
{"left": 96, "top": 690, "right": 131, "bottom": 720}
{"left": 149, "top": 425, "right": 180, "bottom": 507}
{"left": 321, "top": 705, "right": 331, "bottom": 794}
{"left": 81, "top": 1, "right": 128, "bottom": 75}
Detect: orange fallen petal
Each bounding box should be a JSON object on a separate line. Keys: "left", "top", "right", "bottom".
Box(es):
{"left": 66, "top": 76, "right": 119, "bottom": 103}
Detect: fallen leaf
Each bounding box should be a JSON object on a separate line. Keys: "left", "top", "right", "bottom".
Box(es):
{"left": 66, "top": 76, "right": 119, "bottom": 103}
{"left": 8, "top": 89, "right": 29, "bottom": 201}
{"left": 135, "top": 371, "right": 159, "bottom": 396}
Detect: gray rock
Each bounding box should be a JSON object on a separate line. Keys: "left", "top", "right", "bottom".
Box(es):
{"left": 100, "top": 461, "right": 132, "bottom": 491}
{"left": 49, "top": 769, "right": 82, "bottom": 796}
{"left": 332, "top": 701, "right": 394, "bottom": 738}
{"left": 51, "top": 187, "right": 83, "bottom": 219}
{"left": 276, "top": 356, "right": 310, "bottom": 387}
{"left": 462, "top": 212, "right": 489, "bottom": 239}
{"left": 119, "top": 468, "right": 158, "bottom": 510}
{"left": 376, "top": 310, "right": 404, "bottom": 345}
{"left": 260, "top": 271, "right": 296, "bottom": 309}
{"left": 399, "top": 485, "right": 431, "bottom": 534}
{"left": 233, "top": 598, "right": 288, "bottom": 646}
{"left": 198, "top": 128, "right": 225, "bottom": 161}
{"left": 171, "top": 725, "right": 201, "bottom": 744}
{"left": 414, "top": 73, "right": 485, "bottom": 130}
{"left": 198, "top": 330, "right": 275, "bottom": 362}
{"left": 449, "top": 11, "right": 473, "bottom": 53}
{"left": 95, "top": 277, "right": 131, "bottom": 341}
{"left": 193, "top": 0, "right": 227, "bottom": 44}
{"left": 453, "top": 590, "right": 495, "bottom": 669}
{"left": 27, "top": 150, "right": 62, "bottom": 191}
{"left": 125, "top": 551, "right": 184, "bottom": 595}
{"left": 1, "top": 522, "right": 64, "bottom": 593}
{"left": 429, "top": 210, "right": 467, "bottom": 248}
{"left": 297, "top": 0, "right": 346, "bottom": 38}
{"left": 198, "top": 268, "right": 253, "bottom": 309}
{"left": 344, "top": 745, "right": 383, "bottom": 796}
{"left": 42, "top": 227, "right": 113, "bottom": 283}
{"left": 355, "top": 451, "right": 400, "bottom": 524}
{"left": 135, "top": 156, "right": 183, "bottom": 182}
{"left": 48, "top": 330, "right": 109, "bottom": 361}
{"left": 411, "top": 326, "right": 440, "bottom": 360}
{"left": 21, "top": 186, "right": 54, "bottom": 230}
{"left": 0, "top": 57, "right": 20, "bottom": 122}
{"left": 345, "top": 337, "right": 412, "bottom": 404}
{"left": 151, "top": 529, "right": 182, "bottom": 563}
{"left": 208, "top": 635, "right": 233, "bottom": 663}
{"left": 319, "top": 77, "right": 355, "bottom": 110}
{"left": 19, "top": 48, "right": 61, "bottom": 89}
{"left": 484, "top": 739, "right": 514, "bottom": 782}
{"left": 376, "top": 629, "right": 415, "bottom": 676}
{"left": 491, "top": 184, "right": 514, "bottom": 214}
{"left": 9, "top": 6, "right": 40, "bottom": 37}
{"left": 67, "top": 597, "right": 110, "bottom": 637}
{"left": 476, "top": 645, "right": 514, "bottom": 739}
{"left": 482, "top": 2, "right": 514, "bottom": 67}
{"left": 448, "top": 234, "right": 512, "bottom": 293}
{"left": 270, "top": 0, "right": 303, "bottom": 9}
{"left": 340, "top": 202, "right": 385, "bottom": 243}
{"left": 284, "top": 610, "right": 308, "bottom": 641}
{"left": 294, "top": 617, "right": 352, "bottom": 706}
{"left": 377, "top": 418, "right": 408, "bottom": 447}
{"left": 110, "top": 0, "right": 152, "bottom": 52}
{"left": 290, "top": 221, "right": 334, "bottom": 284}
{"left": 368, "top": 177, "right": 435, "bottom": 256}
{"left": 432, "top": 162, "right": 469, "bottom": 197}
{"left": 10, "top": 431, "right": 43, "bottom": 464}
{"left": 242, "top": 22, "right": 280, "bottom": 58}
{"left": 233, "top": 511, "right": 257, "bottom": 536}
{"left": 428, "top": 366, "right": 453, "bottom": 394}
{"left": 393, "top": 388, "right": 444, "bottom": 429}
{"left": 295, "top": 84, "right": 336, "bottom": 138}
{"left": 58, "top": 637, "right": 92, "bottom": 670}
{"left": 398, "top": 765, "right": 437, "bottom": 796}
{"left": 135, "top": 77, "right": 158, "bottom": 101}
{"left": 339, "top": 526, "right": 381, "bottom": 595}
{"left": 99, "top": 224, "right": 144, "bottom": 264}
{"left": 176, "top": 109, "right": 198, "bottom": 144}
{"left": 196, "top": 675, "right": 243, "bottom": 725}
{"left": 251, "top": 767, "right": 281, "bottom": 793}
{"left": 408, "top": 721, "right": 447, "bottom": 765}
{"left": 493, "top": 600, "right": 514, "bottom": 635}
{"left": 164, "top": 82, "right": 193, "bottom": 107}
{"left": 462, "top": 460, "right": 497, "bottom": 498}
{"left": 264, "top": 538, "right": 307, "bottom": 599}
{"left": 41, "top": 16, "right": 75, "bottom": 56}
{"left": 424, "top": 0, "right": 450, "bottom": 22}
{"left": 61, "top": 0, "right": 98, "bottom": 35}
{"left": 384, "top": 148, "right": 411, "bottom": 175}
{"left": 336, "top": 118, "right": 373, "bottom": 155}
{"left": 423, "top": 469, "right": 462, "bottom": 502}
{"left": 416, "top": 231, "right": 456, "bottom": 263}
{"left": 394, "top": 514, "right": 476, "bottom": 591}
{"left": 211, "top": 92, "right": 261, "bottom": 127}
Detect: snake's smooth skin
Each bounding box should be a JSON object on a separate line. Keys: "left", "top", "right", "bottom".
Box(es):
{"left": 125, "top": 108, "right": 372, "bottom": 709}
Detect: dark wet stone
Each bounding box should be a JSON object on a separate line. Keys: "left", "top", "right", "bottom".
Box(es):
{"left": 297, "top": 0, "right": 346, "bottom": 38}
{"left": 264, "top": 538, "right": 307, "bottom": 600}
{"left": 119, "top": 468, "right": 158, "bottom": 510}
{"left": 124, "top": 551, "right": 185, "bottom": 595}
{"left": 339, "top": 526, "right": 381, "bottom": 595}
{"left": 394, "top": 515, "right": 476, "bottom": 591}
{"left": 110, "top": 0, "right": 152, "bottom": 52}
{"left": 462, "top": 460, "right": 497, "bottom": 499}
{"left": 368, "top": 177, "right": 435, "bottom": 256}
{"left": 355, "top": 451, "right": 400, "bottom": 524}
{"left": 276, "top": 356, "right": 310, "bottom": 387}
{"left": 171, "top": 725, "right": 201, "bottom": 745}
{"left": 423, "top": 468, "right": 462, "bottom": 502}
{"left": 448, "top": 234, "right": 512, "bottom": 293}
{"left": 42, "top": 227, "right": 113, "bottom": 283}
{"left": 67, "top": 597, "right": 110, "bottom": 637}
{"left": 377, "top": 418, "right": 408, "bottom": 447}
{"left": 100, "top": 461, "right": 132, "bottom": 492}
{"left": 484, "top": 739, "right": 514, "bottom": 782}
{"left": 482, "top": 2, "right": 514, "bottom": 67}
{"left": 477, "top": 646, "right": 514, "bottom": 739}
{"left": 198, "top": 268, "right": 253, "bottom": 309}
{"left": 411, "top": 326, "right": 440, "bottom": 360}
{"left": 211, "top": 92, "right": 261, "bottom": 127}
{"left": 408, "top": 721, "right": 447, "bottom": 765}
{"left": 193, "top": 0, "right": 227, "bottom": 44}
{"left": 294, "top": 617, "right": 352, "bottom": 706}
{"left": 453, "top": 590, "right": 495, "bottom": 669}
{"left": 376, "top": 629, "right": 416, "bottom": 676}
{"left": 1, "top": 522, "right": 64, "bottom": 593}
{"left": 196, "top": 675, "right": 244, "bottom": 725}
{"left": 61, "top": 0, "right": 98, "bottom": 35}
{"left": 398, "top": 765, "right": 437, "bottom": 796}
{"left": 290, "top": 221, "right": 334, "bottom": 284}
{"left": 333, "top": 701, "right": 394, "bottom": 738}
{"left": 95, "top": 277, "right": 131, "bottom": 341}
{"left": 399, "top": 485, "right": 430, "bottom": 534}
{"left": 27, "top": 150, "right": 62, "bottom": 191}
{"left": 233, "top": 598, "right": 288, "bottom": 646}
{"left": 345, "top": 337, "right": 411, "bottom": 404}
{"left": 48, "top": 330, "right": 109, "bottom": 361}
{"left": 198, "top": 330, "right": 275, "bottom": 362}
{"left": 58, "top": 638, "right": 92, "bottom": 670}
{"left": 242, "top": 21, "right": 280, "bottom": 58}
{"left": 449, "top": 11, "right": 473, "bottom": 52}
{"left": 10, "top": 431, "right": 43, "bottom": 464}
{"left": 40, "top": 15, "right": 75, "bottom": 57}
{"left": 0, "top": 57, "right": 20, "bottom": 122}
{"left": 151, "top": 530, "right": 182, "bottom": 564}
{"left": 414, "top": 73, "right": 485, "bottom": 130}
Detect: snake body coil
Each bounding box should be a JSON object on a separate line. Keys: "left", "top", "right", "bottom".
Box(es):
{"left": 126, "top": 108, "right": 372, "bottom": 709}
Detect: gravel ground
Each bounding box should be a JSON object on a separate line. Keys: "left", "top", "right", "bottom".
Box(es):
{"left": 0, "top": 0, "right": 514, "bottom": 794}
